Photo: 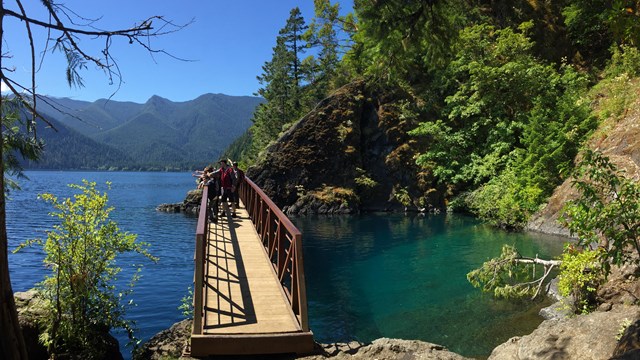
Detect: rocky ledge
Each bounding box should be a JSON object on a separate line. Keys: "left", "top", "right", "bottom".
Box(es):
{"left": 133, "top": 322, "right": 470, "bottom": 360}
{"left": 16, "top": 286, "right": 640, "bottom": 360}
{"left": 135, "top": 304, "right": 640, "bottom": 360}
{"left": 156, "top": 189, "right": 202, "bottom": 216}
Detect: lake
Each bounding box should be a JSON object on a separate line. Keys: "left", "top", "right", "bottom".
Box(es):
{"left": 7, "top": 171, "right": 567, "bottom": 358}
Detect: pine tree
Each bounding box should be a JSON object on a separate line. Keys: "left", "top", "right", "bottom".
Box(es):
{"left": 279, "top": 7, "right": 308, "bottom": 111}
{"left": 305, "top": 0, "right": 341, "bottom": 101}
{"left": 249, "top": 8, "right": 310, "bottom": 160}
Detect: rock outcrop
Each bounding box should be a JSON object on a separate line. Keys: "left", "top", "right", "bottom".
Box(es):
{"left": 489, "top": 305, "right": 640, "bottom": 360}
{"left": 300, "top": 338, "right": 471, "bottom": 360}
{"left": 527, "top": 92, "right": 640, "bottom": 236}
{"left": 156, "top": 189, "right": 202, "bottom": 216}
{"left": 247, "top": 81, "right": 444, "bottom": 215}
{"left": 14, "top": 289, "right": 123, "bottom": 360}
{"left": 134, "top": 319, "right": 192, "bottom": 360}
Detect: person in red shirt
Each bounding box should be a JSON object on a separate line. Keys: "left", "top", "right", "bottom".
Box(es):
{"left": 217, "top": 159, "right": 237, "bottom": 217}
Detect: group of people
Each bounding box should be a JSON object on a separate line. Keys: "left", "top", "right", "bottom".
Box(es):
{"left": 192, "top": 158, "right": 245, "bottom": 222}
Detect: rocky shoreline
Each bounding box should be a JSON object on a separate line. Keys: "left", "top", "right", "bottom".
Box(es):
{"left": 14, "top": 257, "right": 640, "bottom": 360}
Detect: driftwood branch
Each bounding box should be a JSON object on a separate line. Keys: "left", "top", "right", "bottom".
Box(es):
{"left": 513, "top": 256, "right": 562, "bottom": 300}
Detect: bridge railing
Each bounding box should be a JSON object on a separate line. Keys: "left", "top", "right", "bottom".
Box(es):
{"left": 240, "top": 177, "right": 309, "bottom": 332}
{"left": 192, "top": 185, "right": 209, "bottom": 335}
{"left": 192, "top": 178, "right": 309, "bottom": 334}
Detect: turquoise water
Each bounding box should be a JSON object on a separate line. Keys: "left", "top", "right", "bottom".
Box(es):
{"left": 293, "top": 214, "right": 566, "bottom": 358}
{"left": 7, "top": 171, "right": 567, "bottom": 358}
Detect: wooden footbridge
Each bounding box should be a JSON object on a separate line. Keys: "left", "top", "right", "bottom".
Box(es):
{"left": 187, "top": 177, "right": 314, "bottom": 357}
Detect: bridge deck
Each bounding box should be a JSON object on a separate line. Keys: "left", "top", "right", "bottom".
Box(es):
{"left": 189, "top": 201, "right": 313, "bottom": 356}
{"left": 203, "top": 203, "right": 300, "bottom": 333}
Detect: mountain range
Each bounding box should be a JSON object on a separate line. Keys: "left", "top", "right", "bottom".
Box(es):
{"left": 23, "top": 94, "right": 262, "bottom": 171}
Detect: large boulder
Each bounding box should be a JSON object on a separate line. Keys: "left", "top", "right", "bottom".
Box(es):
{"left": 300, "top": 338, "right": 471, "bottom": 360}
{"left": 14, "top": 289, "right": 123, "bottom": 360}
{"left": 156, "top": 189, "right": 202, "bottom": 215}
{"left": 134, "top": 319, "right": 192, "bottom": 360}
{"left": 247, "top": 81, "right": 445, "bottom": 214}
{"left": 488, "top": 305, "right": 640, "bottom": 360}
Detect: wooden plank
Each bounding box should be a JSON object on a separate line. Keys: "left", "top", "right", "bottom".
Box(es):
{"left": 201, "top": 201, "right": 301, "bottom": 335}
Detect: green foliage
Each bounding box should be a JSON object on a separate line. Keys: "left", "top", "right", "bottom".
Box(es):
{"left": 557, "top": 245, "right": 605, "bottom": 313}
{"left": 562, "top": 0, "right": 614, "bottom": 67}
{"left": 248, "top": 8, "right": 310, "bottom": 162}
{"left": 411, "top": 22, "right": 596, "bottom": 227}
{"left": 2, "top": 97, "right": 44, "bottom": 192}
{"left": 393, "top": 187, "right": 411, "bottom": 208}
{"left": 352, "top": 0, "right": 467, "bottom": 81}
{"left": 311, "top": 185, "right": 358, "bottom": 207}
{"left": 354, "top": 167, "right": 377, "bottom": 189}
{"left": 561, "top": 150, "right": 640, "bottom": 274}
{"left": 304, "top": 0, "right": 341, "bottom": 98}
{"left": 465, "top": 166, "right": 541, "bottom": 229}
{"left": 467, "top": 245, "right": 550, "bottom": 299}
{"left": 605, "top": 45, "right": 640, "bottom": 78}
{"left": 16, "top": 180, "right": 156, "bottom": 358}
{"left": 416, "top": 23, "right": 560, "bottom": 185}
{"left": 178, "top": 286, "right": 194, "bottom": 319}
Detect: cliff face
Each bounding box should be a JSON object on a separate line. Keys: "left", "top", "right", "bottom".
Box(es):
{"left": 526, "top": 92, "right": 640, "bottom": 235}
{"left": 247, "top": 81, "right": 443, "bottom": 214}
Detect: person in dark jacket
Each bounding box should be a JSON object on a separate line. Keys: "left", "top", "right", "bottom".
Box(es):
{"left": 232, "top": 162, "right": 245, "bottom": 208}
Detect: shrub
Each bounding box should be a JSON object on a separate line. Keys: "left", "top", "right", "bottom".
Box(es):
{"left": 17, "top": 180, "right": 156, "bottom": 358}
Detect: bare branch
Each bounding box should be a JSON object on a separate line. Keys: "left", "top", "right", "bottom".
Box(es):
{"left": 14, "top": 0, "right": 37, "bottom": 136}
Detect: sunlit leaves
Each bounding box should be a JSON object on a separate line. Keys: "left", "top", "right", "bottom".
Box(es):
{"left": 16, "top": 180, "right": 156, "bottom": 357}
{"left": 562, "top": 150, "right": 640, "bottom": 274}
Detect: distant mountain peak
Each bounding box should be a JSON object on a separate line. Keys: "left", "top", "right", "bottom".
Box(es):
{"left": 146, "top": 94, "right": 170, "bottom": 103}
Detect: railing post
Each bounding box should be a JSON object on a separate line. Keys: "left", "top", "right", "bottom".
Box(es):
{"left": 293, "top": 233, "right": 309, "bottom": 331}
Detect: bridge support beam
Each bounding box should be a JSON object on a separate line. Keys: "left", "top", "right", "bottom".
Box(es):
{"left": 190, "top": 331, "right": 315, "bottom": 356}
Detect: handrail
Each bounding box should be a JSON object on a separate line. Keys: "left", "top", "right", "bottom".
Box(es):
{"left": 240, "top": 177, "right": 309, "bottom": 332}
{"left": 192, "top": 178, "right": 309, "bottom": 335}
{"left": 192, "top": 186, "right": 209, "bottom": 335}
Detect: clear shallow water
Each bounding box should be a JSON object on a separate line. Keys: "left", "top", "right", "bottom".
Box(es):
{"left": 7, "top": 171, "right": 568, "bottom": 359}
{"left": 293, "top": 214, "right": 567, "bottom": 358}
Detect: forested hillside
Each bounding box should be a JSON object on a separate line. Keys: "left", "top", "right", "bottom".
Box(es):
{"left": 233, "top": 0, "right": 640, "bottom": 228}
{"left": 26, "top": 94, "right": 262, "bottom": 171}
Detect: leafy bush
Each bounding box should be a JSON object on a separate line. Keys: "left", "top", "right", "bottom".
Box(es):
{"left": 561, "top": 150, "right": 640, "bottom": 275}
{"left": 557, "top": 245, "right": 606, "bottom": 313}
{"left": 466, "top": 166, "right": 542, "bottom": 229}
{"left": 17, "top": 180, "right": 156, "bottom": 358}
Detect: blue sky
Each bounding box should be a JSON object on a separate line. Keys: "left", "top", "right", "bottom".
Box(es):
{"left": 3, "top": 1, "right": 353, "bottom": 104}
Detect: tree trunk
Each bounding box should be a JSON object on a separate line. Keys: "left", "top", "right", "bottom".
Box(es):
{"left": 0, "top": 3, "right": 29, "bottom": 358}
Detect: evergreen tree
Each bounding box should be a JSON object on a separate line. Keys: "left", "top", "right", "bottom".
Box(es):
{"left": 280, "top": 7, "right": 308, "bottom": 110}
{"left": 249, "top": 8, "right": 310, "bottom": 162}
{"left": 304, "top": 0, "right": 342, "bottom": 101}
